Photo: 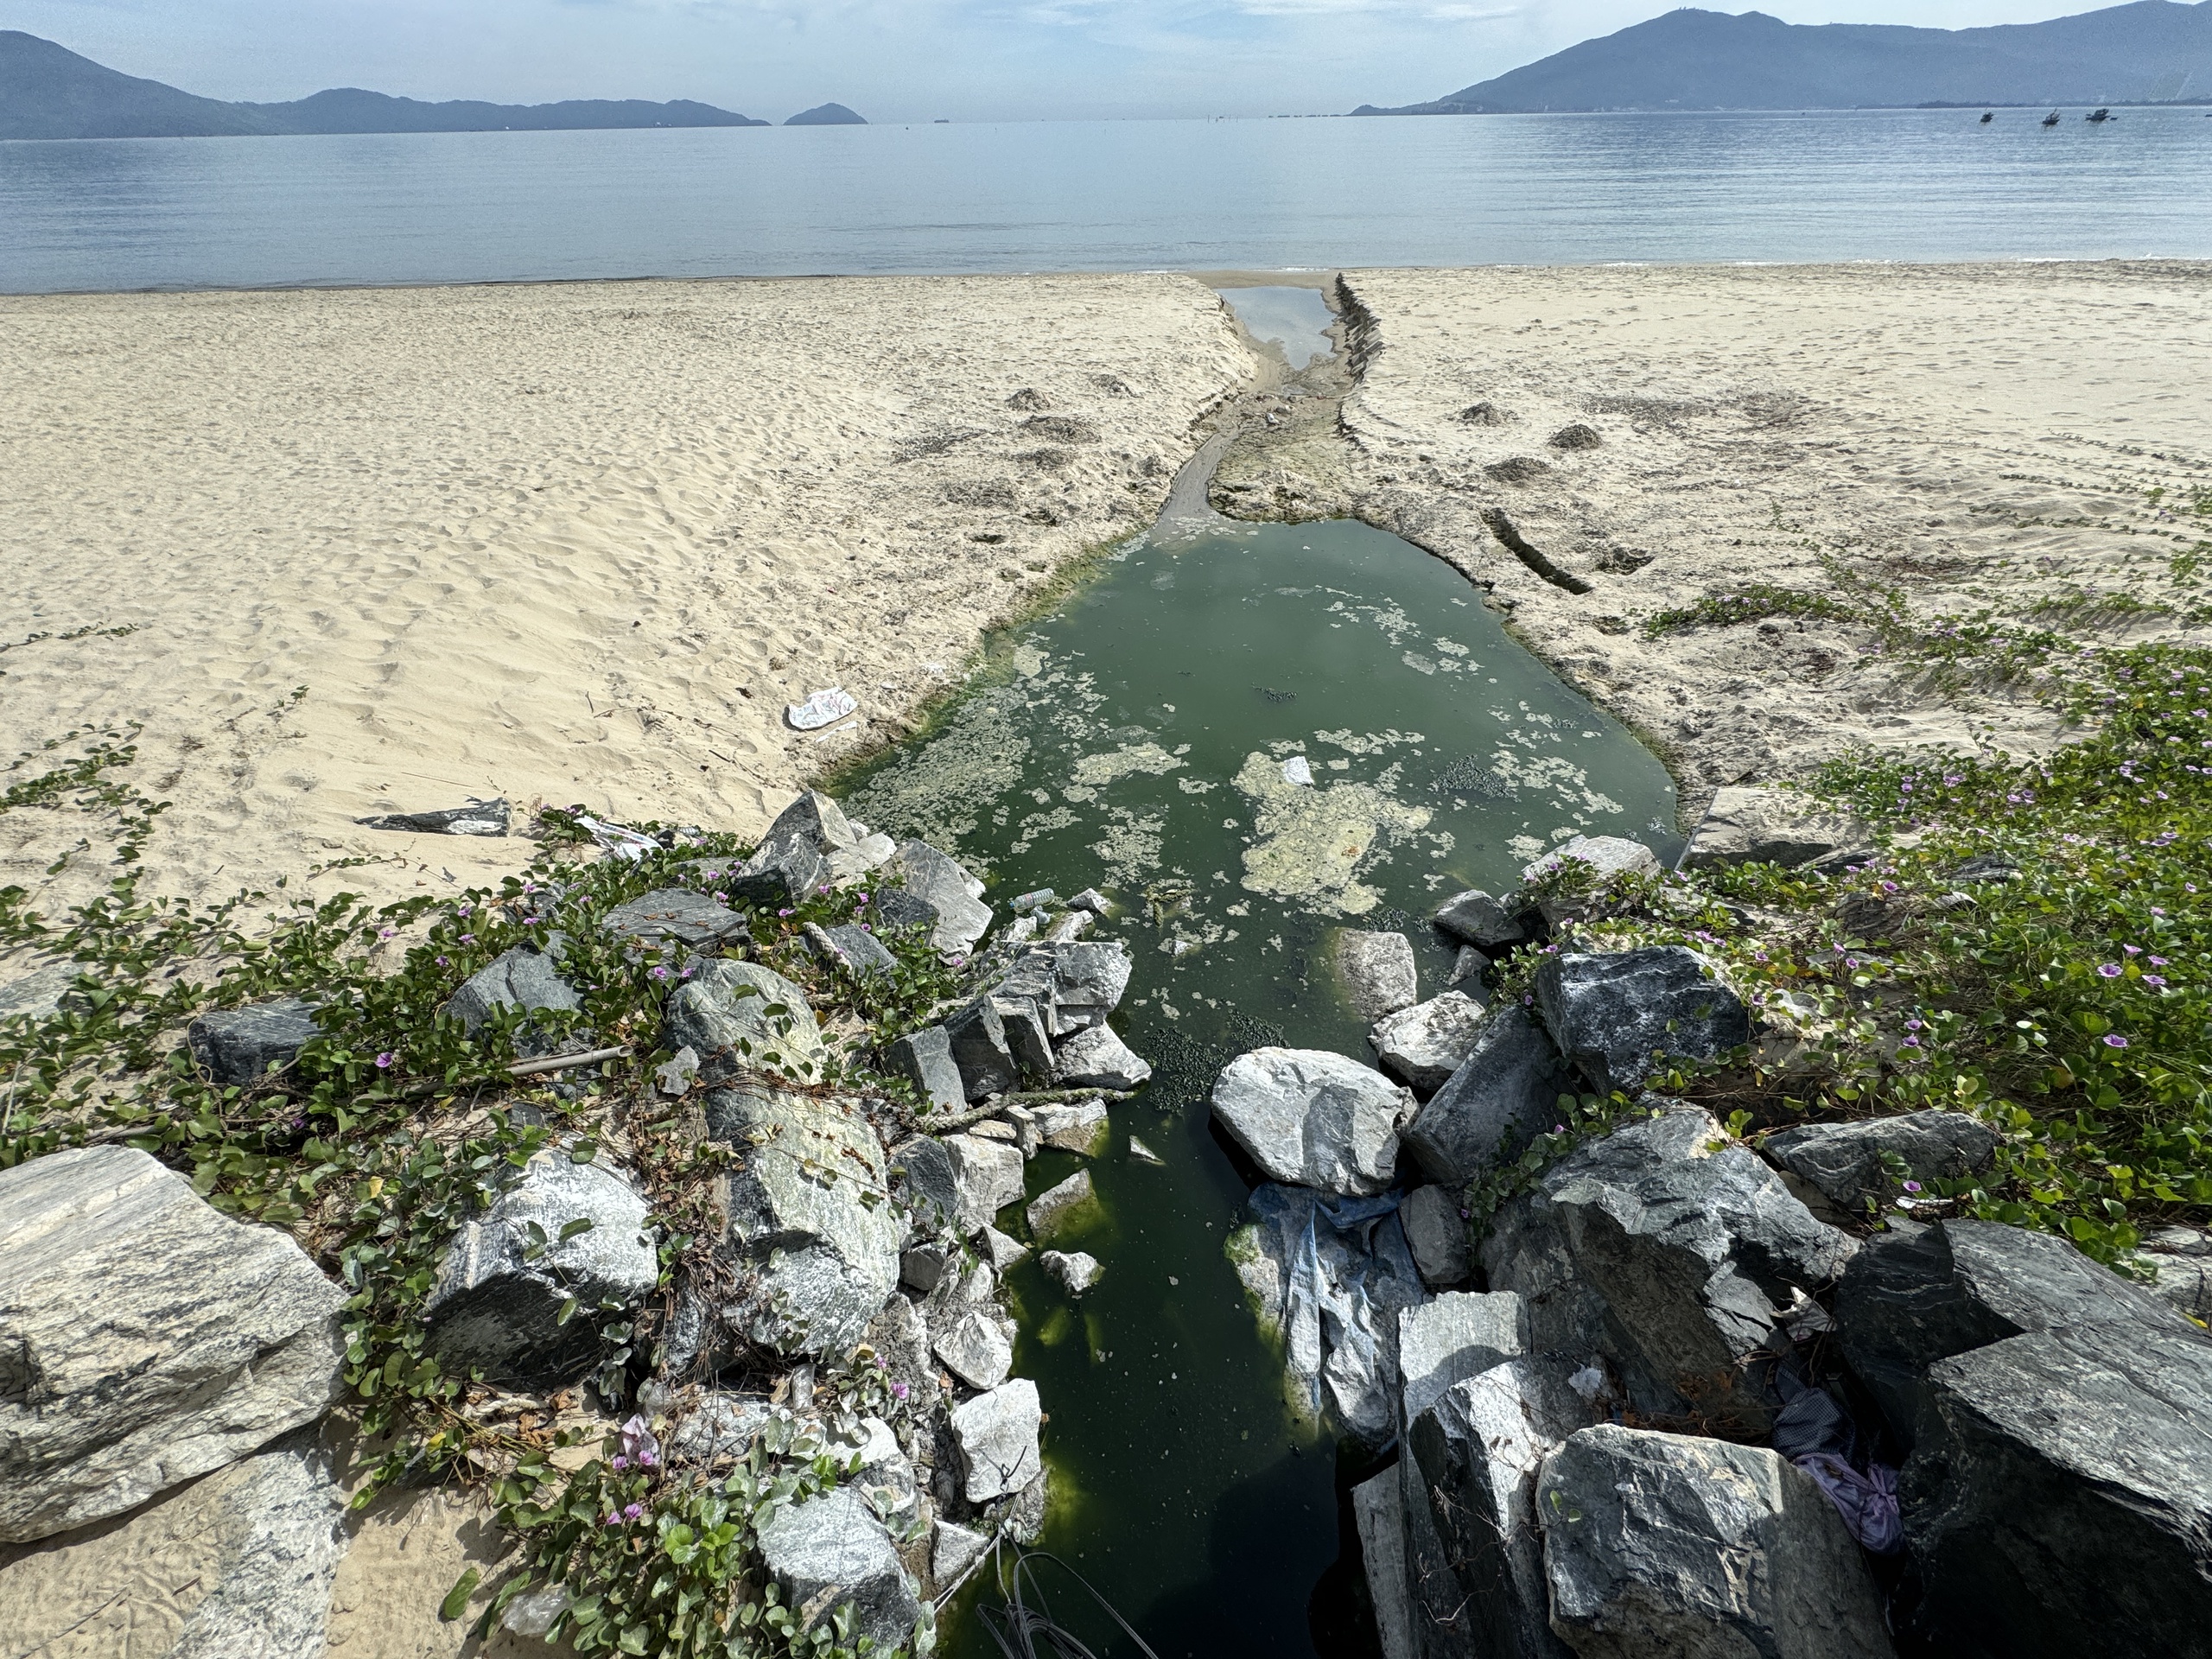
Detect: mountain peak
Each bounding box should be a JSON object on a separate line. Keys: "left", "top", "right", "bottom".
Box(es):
{"left": 785, "top": 102, "right": 868, "bottom": 126}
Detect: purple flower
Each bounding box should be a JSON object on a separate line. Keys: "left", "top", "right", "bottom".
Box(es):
{"left": 2098, "top": 963, "right": 2124, "bottom": 978}
{"left": 436, "top": 956, "right": 449, "bottom": 968}
{"left": 458, "top": 904, "right": 474, "bottom": 917}
{"left": 650, "top": 965, "right": 670, "bottom": 981}
{"left": 1554, "top": 1123, "right": 1567, "bottom": 1135}
{"left": 855, "top": 893, "right": 869, "bottom": 906}
{"left": 620, "top": 1414, "right": 660, "bottom": 1468}
{"left": 2145, "top": 975, "right": 2168, "bottom": 987}
{"left": 604, "top": 1513, "right": 622, "bottom": 1528}
{"left": 1903, "top": 1179, "right": 1923, "bottom": 1193}
{"left": 2105, "top": 1034, "right": 2130, "bottom": 1048}
{"left": 460, "top": 933, "right": 476, "bottom": 944}
{"left": 778, "top": 907, "right": 794, "bottom": 918}
{"left": 2124, "top": 944, "right": 2143, "bottom": 957}
{"left": 378, "top": 926, "right": 397, "bottom": 941}
{"left": 611, "top": 1455, "right": 630, "bottom": 1471}
{"left": 2152, "top": 956, "right": 2170, "bottom": 966}
{"left": 374, "top": 1052, "right": 396, "bottom": 1069}
{"left": 1903, "top": 1035, "right": 1921, "bottom": 1047}
{"left": 623, "top": 1503, "right": 644, "bottom": 1521}
{"left": 892, "top": 1381, "right": 910, "bottom": 1401}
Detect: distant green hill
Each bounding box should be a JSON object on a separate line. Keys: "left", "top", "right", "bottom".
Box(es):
{"left": 1354, "top": 0, "right": 2212, "bottom": 115}
{"left": 0, "top": 29, "right": 770, "bottom": 140}
{"left": 785, "top": 103, "right": 868, "bottom": 125}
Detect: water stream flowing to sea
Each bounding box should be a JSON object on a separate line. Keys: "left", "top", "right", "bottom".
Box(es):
{"left": 842, "top": 397, "right": 1681, "bottom": 1651}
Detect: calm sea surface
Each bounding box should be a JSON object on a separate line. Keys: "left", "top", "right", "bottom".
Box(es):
{"left": 4, "top": 106, "right": 2212, "bottom": 291}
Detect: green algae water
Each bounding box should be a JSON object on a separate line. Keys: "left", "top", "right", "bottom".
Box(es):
{"left": 844, "top": 514, "right": 1680, "bottom": 1657}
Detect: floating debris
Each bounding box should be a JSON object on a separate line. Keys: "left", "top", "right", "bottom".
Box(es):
{"left": 1281, "top": 756, "right": 1314, "bottom": 787}
{"left": 786, "top": 688, "right": 858, "bottom": 731}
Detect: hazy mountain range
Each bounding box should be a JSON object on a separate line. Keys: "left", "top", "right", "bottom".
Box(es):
{"left": 0, "top": 30, "right": 871, "bottom": 139}
{"left": 1356, "top": 0, "right": 2212, "bottom": 115}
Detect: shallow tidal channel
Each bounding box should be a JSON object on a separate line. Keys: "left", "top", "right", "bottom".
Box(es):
{"left": 845, "top": 513, "right": 1680, "bottom": 1656}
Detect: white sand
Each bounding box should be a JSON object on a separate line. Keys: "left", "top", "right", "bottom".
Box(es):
{"left": 1222, "top": 260, "right": 2212, "bottom": 798}
{"left": 0, "top": 276, "right": 1249, "bottom": 912}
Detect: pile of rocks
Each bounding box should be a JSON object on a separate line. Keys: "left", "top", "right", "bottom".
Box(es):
{"left": 1214, "top": 833, "right": 2212, "bottom": 1659}
{"left": 0, "top": 790, "right": 1153, "bottom": 1658}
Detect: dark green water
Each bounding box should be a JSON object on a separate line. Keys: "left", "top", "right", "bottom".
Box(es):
{"left": 844, "top": 516, "right": 1679, "bottom": 1658}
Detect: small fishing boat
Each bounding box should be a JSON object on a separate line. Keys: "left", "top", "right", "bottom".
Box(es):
{"left": 2086, "top": 107, "right": 2112, "bottom": 123}
{"left": 1980, "top": 111, "right": 1994, "bottom": 124}
{"left": 2042, "top": 110, "right": 2062, "bottom": 126}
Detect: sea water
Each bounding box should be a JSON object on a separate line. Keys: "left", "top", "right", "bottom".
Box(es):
{"left": 842, "top": 516, "right": 1679, "bottom": 1656}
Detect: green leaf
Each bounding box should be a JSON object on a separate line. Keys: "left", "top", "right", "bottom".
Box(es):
{"left": 569, "top": 1140, "right": 600, "bottom": 1165}
{"left": 439, "top": 1567, "right": 480, "bottom": 1622}
{"left": 558, "top": 1216, "right": 596, "bottom": 1243}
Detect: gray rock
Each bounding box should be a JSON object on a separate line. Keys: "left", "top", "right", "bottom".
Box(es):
{"left": 1401, "top": 1007, "right": 1570, "bottom": 1185}
{"left": 1903, "top": 1320, "right": 2212, "bottom": 1658}
{"left": 1046, "top": 940, "right": 1135, "bottom": 1029}
{"left": 923, "top": 1256, "right": 997, "bottom": 1339}
{"left": 829, "top": 831, "right": 899, "bottom": 887}
{"left": 1433, "top": 888, "right": 1530, "bottom": 950}
{"left": 1763, "top": 1109, "right": 1999, "bottom": 1216}
{"left": 1036, "top": 1100, "right": 1109, "bottom": 1155}
{"left": 1070, "top": 888, "right": 1113, "bottom": 915}
{"left": 812, "top": 921, "right": 899, "bottom": 976}
{"left": 887, "top": 1026, "right": 966, "bottom": 1114}
{"left": 656, "top": 1045, "right": 701, "bottom": 1096}
{"left": 0, "top": 1147, "right": 345, "bottom": 1542}
{"left": 946, "top": 999, "right": 1019, "bottom": 1101}
{"left": 1535, "top": 946, "right": 1751, "bottom": 1097}
{"left": 1401, "top": 1185, "right": 1472, "bottom": 1288}
{"left": 1042, "top": 910, "right": 1093, "bottom": 943}
{"left": 1128, "top": 1135, "right": 1164, "bottom": 1165}
{"left": 0, "top": 961, "right": 86, "bottom": 1024}
{"left": 888, "top": 840, "right": 995, "bottom": 957}
{"left": 356, "top": 798, "right": 508, "bottom": 836}
{"left": 1026, "top": 1169, "right": 1097, "bottom": 1241}
{"left": 502, "top": 1584, "right": 575, "bottom": 1640}
{"left": 932, "top": 1518, "right": 991, "bottom": 1589}
{"left": 666, "top": 958, "right": 825, "bottom": 1083}
{"left": 756, "top": 1485, "right": 923, "bottom": 1654}
{"left": 1003, "top": 1468, "right": 1049, "bottom": 1544}
{"left": 995, "top": 995, "right": 1056, "bottom": 1082}
{"left": 1041, "top": 1249, "right": 1103, "bottom": 1295}
{"left": 1210, "top": 1046, "right": 1413, "bottom": 1197}
{"left": 709, "top": 1086, "right": 906, "bottom": 1356}
{"left": 900, "top": 1239, "right": 952, "bottom": 1294}
{"left": 890, "top": 1136, "right": 962, "bottom": 1232}
{"left": 187, "top": 997, "right": 321, "bottom": 1086}
{"left": 666, "top": 1393, "right": 772, "bottom": 1464}
{"left": 1352, "top": 1470, "right": 1420, "bottom": 1659}
{"left": 1683, "top": 785, "right": 1868, "bottom": 871}
{"left": 2146, "top": 1248, "right": 2212, "bottom": 1325}
{"left": 980, "top": 1225, "right": 1029, "bottom": 1273}
{"left": 1448, "top": 944, "right": 1488, "bottom": 987}
{"left": 1336, "top": 930, "right": 1419, "bottom": 1019}
{"left": 866, "top": 1294, "right": 940, "bottom": 1410}
{"left": 933, "top": 1307, "right": 1016, "bottom": 1390}
{"left": 1834, "top": 1216, "right": 2201, "bottom": 1450}
{"left": 423, "top": 1151, "right": 658, "bottom": 1378}
{"left": 945, "top": 1133, "right": 1027, "bottom": 1230}
{"left": 1520, "top": 833, "right": 1662, "bottom": 887}
{"left": 1399, "top": 1292, "right": 1528, "bottom": 1425}
{"left": 727, "top": 829, "right": 831, "bottom": 910}
{"left": 1480, "top": 1106, "right": 1857, "bottom": 1428}
{"left": 950, "top": 1378, "right": 1042, "bottom": 1502}
{"left": 1052, "top": 1023, "right": 1152, "bottom": 1090}
{"left": 1370, "top": 992, "right": 1491, "bottom": 1094}
{"left": 602, "top": 887, "right": 751, "bottom": 955}
{"left": 1407, "top": 1357, "right": 1588, "bottom": 1659}
{"left": 166, "top": 1428, "right": 349, "bottom": 1659}
{"left": 446, "top": 938, "right": 583, "bottom": 1056}
{"left": 1538, "top": 1424, "right": 1895, "bottom": 1659}
{"left": 763, "top": 789, "right": 861, "bottom": 852}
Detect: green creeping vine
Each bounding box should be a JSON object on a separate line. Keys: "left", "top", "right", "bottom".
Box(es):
{"left": 0, "top": 753, "right": 968, "bottom": 1656}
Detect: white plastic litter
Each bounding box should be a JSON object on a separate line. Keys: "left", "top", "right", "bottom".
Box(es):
{"left": 786, "top": 688, "right": 859, "bottom": 731}
{"left": 574, "top": 814, "right": 660, "bottom": 862}
{"left": 1568, "top": 1363, "right": 1611, "bottom": 1402}
{"left": 1281, "top": 755, "right": 1314, "bottom": 787}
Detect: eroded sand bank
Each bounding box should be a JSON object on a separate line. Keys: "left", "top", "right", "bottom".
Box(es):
{"left": 1217, "top": 260, "right": 2212, "bottom": 804}
{"left": 0, "top": 275, "right": 1249, "bottom": 910}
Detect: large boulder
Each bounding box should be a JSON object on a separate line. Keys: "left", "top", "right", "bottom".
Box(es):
{"left": 1682, "top": 785, "right": 1867, "bottom": 871}
{"left": 755, "top": 1485, "right": 923, "bottom": 1654}
{"left": 1520, "top": 834, "right": 1662, "bottom": 888}
{"left": 1370, "top": 992, "right": 1490, "bottom": 1094}
{"left": 1534, "top": 946, "right": 1751, "bottom": 1097}
{"left": 1433, "top": 888, "right": 1531, "bottom": 951}
{"left": 1400, "top": 1185, "right": 1472, "bottom": 1288}
{"left": 1537, "top": 1425, "right": 1896, "bottom": 1659}
{"left": 601, "top": 888, "right": 751, "bottom": 956}
{"left": 1352, "top": 1469, "right": 1421, "bottom": 1659}
{"left": 1025, "top": 1169, "right": 1098, "bottom": 1241}
{"left": 424, "top": 1151, "right": 658, "bottom": 1378}
{"left": 1052, "top": 1024, "right": 1152, "bottom": 1090}
{"left": 1210, "top": 1046, "right": 1413, "bottom": 1196}
{"left": 0, "top": 1147, "right": 345, "bottom": 1542}
{"left": 944, "top": 1133, "right": 1026, "bottom": 1231}
{"left": 945, "top": 999, "right": 1018, "bottom": 1101}
{"left": 1399, "top": 1292, "right": 1528, "bottom": 1426}
{"left": 1044, "top": 940, "right": 1135, "bottom": 1030}
{"left": 1336, "top": 930, "right": 1419, "bottom": 1020}
{"left": 1035, "top": 1099, "right": 1109, "bottom": 1155}
{"left": 1407, "top": 1357, "right": 1588, "bottom": 1659}
{"left": 725, "top": 793, "right": 857, "bottom": 908}
{"left": 887, "top": 840, "right": 994, "bottom": 957}
{"left": 708, "top": 1086, "right": 906, "bottom": 1356}
{"left": 1400, "top": 1007, "right": 1570, "bottom": 1185}
{"left": 186, "top": 997, "right": 321, "bottom": 1087}
{"left": 1762, "top": 1110, "right": 1999, "bottom": 1217}
{"left": 446, "top": 938, "right": 584, "bottom": 1056}
{"left": 665, "top": 958, "right": 825, "bottom": 1083}
{"left": 933, "top": 1307, "right": 1016, "bottom": 1390}
{"left": 1480, "top": 1106, "right": 1857, "bottom": 1427}
{"left": 886, "top": 1025, "right": 966, "bottom": 1114}
{"left": 950, "top": 1379, "right": 1043, "bottom": 1502}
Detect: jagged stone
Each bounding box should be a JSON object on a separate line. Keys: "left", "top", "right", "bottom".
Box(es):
{"left": 981, "top": 1225, "right": 1029, "bottom": 1272}
{"left": 1210, "top": 1046, "right": 1412, "bottom": 1197}
{"left": 1433, "top": 887, "right": 1532, "bottom": 950}
{"left": 709, "top": 1086, "right": 905, "bottom": 1357}
{"left": 446, "top": 938, "right": 584, "bottom": 1056}
{"left": 602, "top": 887, "right": 751, "bottom": 955}
{"left": 1370, "top": 992, "right": 1491, "bottom": 1094}
{"left": 932, "top": 1519, "right": 990, "bottom": 1590}
{"left": 950, "top": 1379, "right": 1042, "bottom": 1503}
{"left": 1128, "top": 1135, "right": 1164, "bottom": 1165}
{"left": 887, "top": 1026, "right": 965, "bottom": 1114}
{"left": 945, "top": 1134, "right": 1026, "bottom": 1231}
{"left": 1480, "top": 1106, "right": 1857, "bottom": 1428}
{"left": 1046, "top": 940, "right": 1135, "bottom": 1029}
{"left": 756, "top": 1485, "right": 923, "bottom": 1654}
{"left": 900, "top": 1239, "right": 952, "bottom": 1294}
{"left": 1035, "top": 1099, "right": 1109, "bottom": 1155}
{"left": 1041, "top": 1250, "right": 1103, "bottom": 1296}
{"left": 0, "top": 961, "right": 86, "bottom": 1024}
{"left": 945, "top": 999, "right": 1018, "bottom": 1101}
{"left": 1535, "top": 946, "right": 1751, "bottom": 1096}
{"left": 995, "top": 995, "right": 1055, "bottom": 1082}
{"left": 1352, "top": 1470, "right": 1420, "bottom": 1659}
{"left": 667, "top": 1393, "right": 773, "bottom": 1464}
{"left": 829, "top": 831, "right": 899, "bottom": 887}
{"left": 1763, "top": 1109, "right": 1999, "bottom": 1217}
{"left": 0, "top": 1147, "right": 345, "bottom": 1542}
{"left": 2145, "top": 1226, "right": 2212, "bottom": 1325}
{"left": 1401, "top": 1007, "right": 1570, "bottom": 1185}
{"left": 1538, "top": 1425, "right": 1895, "bottom": 1659}
{"left": 1025, "top": 1169, "right": 1097, "bottom": 1241}
{"left": 888, "top": 840, "right": 994, "bottom": 957}
{"left": 1400, "top": 1185, "right": 1472, "bottom": 1288}
{"left": 891, "top": 1136, "right": 962, "bottom": 1233}
{"left": 424, "top": 1151, "right": 658, "bottom": 1378}
{"left": 727, "top": 830, "right": 831, "bottom": 910}
{"left": 1400, "top": 1292, "right": 1527, "bottom": 1425}
{"left": 1449, "top": 944, "right": 1488, "bottom": 987}
{"left": 186, "top": 997, "right": 322, "bottom": 1087}
{"left": 1520, "top": 833, "right": 1662, "bottom": 887}
{"left": 933, "top": 1308, "right": 1016, "bottom": 1390}
{"left": 667, "top": 958, "right": 825, "bottom": 1082}
{"left": 1336, "top": 930, "right": 1419, "bottom": 1020}
{"left": 811, "top": 921, "right": 898, "bottom": 976}
{"left": 1682, "top": 785, "right": 1867, "bottom": 871}
{"left": 1052, "top": 1024, "right": 1151, "bottom": 1090}
{"left": 866, "top": 1294, "right": 939, "bottom": 1410}
{"left": 763, "top": 790, "right": 860, "bottom": 852}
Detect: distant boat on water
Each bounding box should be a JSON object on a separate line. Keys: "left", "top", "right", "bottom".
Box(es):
{"left": 1980, "top": 110, "right": 1994, "bottom": 123}
{"left": 2086, "top": 106, "right": 2113, "bottom": 121}
{"left": 2044, "top": 110, "right": 2063, "bottom": 125}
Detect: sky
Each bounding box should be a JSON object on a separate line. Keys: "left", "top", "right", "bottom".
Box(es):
{"left": 4, "top": 0, "right": 2130, "bottom": 122}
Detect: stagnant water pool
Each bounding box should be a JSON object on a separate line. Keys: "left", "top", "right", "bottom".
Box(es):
{"left": 844, "top": 514, "right": 1681, "bottom": 1657}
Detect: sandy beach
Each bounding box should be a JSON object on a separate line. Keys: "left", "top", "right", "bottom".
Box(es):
{"left": 1218, "top": 259, "right": 2212, "bottom": 804}
{"left": 0, "top": 275, "right": 1249, "bottom": 913}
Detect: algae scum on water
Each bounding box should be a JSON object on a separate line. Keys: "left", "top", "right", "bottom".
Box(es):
{"left": 845, "top": 516, "right": 1678, "bottom": 1658}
